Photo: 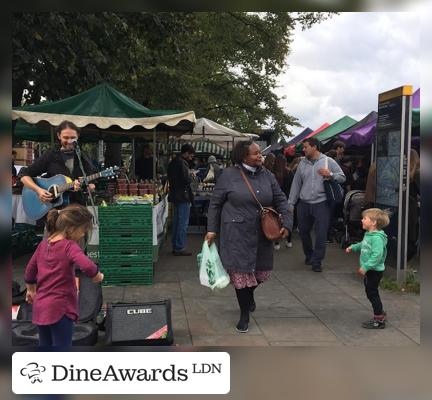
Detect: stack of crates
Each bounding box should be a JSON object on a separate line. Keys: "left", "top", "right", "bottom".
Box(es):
{"left": 98, "top": 205, "right": 153, "bottom": 285}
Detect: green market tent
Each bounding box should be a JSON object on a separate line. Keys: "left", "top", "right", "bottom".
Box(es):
{"left": 12, "top": 83, "right": 196, "bottom": 142}
{"left": 313, "top": 115, "right": 358, "bottom": 144}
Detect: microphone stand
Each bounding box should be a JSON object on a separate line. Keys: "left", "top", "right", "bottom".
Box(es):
{"left": 74, "top": 142, "right": 99, "bottom": 226}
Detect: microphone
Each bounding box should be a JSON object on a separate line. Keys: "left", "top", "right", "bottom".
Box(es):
{"left": 68, "top": 139, "right": 79, "bottom": 148}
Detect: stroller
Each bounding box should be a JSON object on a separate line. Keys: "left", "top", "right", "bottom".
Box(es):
{"left": 339, "top": 190, "right": 366, "bottom": 249}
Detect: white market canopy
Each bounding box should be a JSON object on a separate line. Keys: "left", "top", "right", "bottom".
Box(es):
{"left": 180, "top": 117, "right": 252, "bottom": 143}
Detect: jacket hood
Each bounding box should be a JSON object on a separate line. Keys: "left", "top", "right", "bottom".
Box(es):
{"left": 365, "top": 230, "right": 388, "bottom": 244}
{"left": 304, "top": 152, "right": 326, "bottom": 164}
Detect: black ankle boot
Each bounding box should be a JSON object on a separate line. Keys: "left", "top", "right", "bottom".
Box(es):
{"left": 236, "top": 313, "right": 249, "bottom": 333}
{"left": 249, "top": 286, "right": 257, "bottom": 312}
{"left": 235, "top": 288, "right": 251, "bottom": 333}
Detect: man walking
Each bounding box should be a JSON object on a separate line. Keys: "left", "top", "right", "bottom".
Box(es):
{"left": 167, "top": 144, "right": 195, "bottom": 256}
{"left": 288, "top": 138, "right": 345, "bottom": 272}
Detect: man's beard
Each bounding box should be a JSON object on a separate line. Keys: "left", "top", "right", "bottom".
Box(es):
{"left": 61, "top": 146, "right": 74, "bottom": 153}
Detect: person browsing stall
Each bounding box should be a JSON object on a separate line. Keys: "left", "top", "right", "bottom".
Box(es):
{"left": 135, "top": 144, "right": 154, "bottom": 181}
{"left": 167, "top": 144, "right": 196, "bottom": 256}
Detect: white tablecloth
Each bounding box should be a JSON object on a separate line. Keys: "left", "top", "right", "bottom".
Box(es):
{"left": 12, "top": 194, "right": 36, "bottom": 225}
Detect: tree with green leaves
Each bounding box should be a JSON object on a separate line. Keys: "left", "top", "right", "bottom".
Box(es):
{"left": 13, "top": 12, "right": 333, "bottom": 136}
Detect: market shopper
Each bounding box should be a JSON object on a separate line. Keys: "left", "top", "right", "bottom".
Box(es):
{"left": 407, "top": 148, "right": 420, "bottom": 260}
{"left": 167, "top": 144, "right": 196, "bottom": 256}
{"left": 332, "top": 140, "right": 346, "bottom": 165}
{"left": 135, "top": 143, "right": 154, "bottom": 181}
{"left": 288, "top": 138, "right": 345, "bottom": 272}
{"left": 273, "top": 154, "right": 294, "bottom": 249}
{"left": 205, "top": 141, "right": 292, "bottom": 333}
{"left": 263, "top": 152, "right": 276, "bottom": 173}
{"left": 203, "top": 155, "right": 221, "bottom": 183}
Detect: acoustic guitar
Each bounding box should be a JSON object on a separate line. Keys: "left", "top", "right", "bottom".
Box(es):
{"left": 22, "top": 167, "right": 119, "bottom": 220}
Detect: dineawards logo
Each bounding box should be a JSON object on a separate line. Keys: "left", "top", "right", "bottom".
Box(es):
{"left": 12, "top": 352, "right": 230, "bottom": 394}
{"left": 20, "top": 362, "right": 47, "bottom": 384}
{"left": 51, "top": 363, "right": 189, "bottom": 382}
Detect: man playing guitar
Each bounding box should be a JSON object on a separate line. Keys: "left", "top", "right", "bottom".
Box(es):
{"left": 20, "top": 120, "right": 97, "bottom": 208}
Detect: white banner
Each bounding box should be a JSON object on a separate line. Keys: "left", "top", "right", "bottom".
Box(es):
{"left": 153, "top": 195, "right": 168, "bottom": 245}
{"left": 12, "top": 351, "right": 230, "bottom": 394}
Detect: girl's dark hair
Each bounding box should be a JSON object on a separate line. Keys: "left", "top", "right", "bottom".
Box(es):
{"left": 274, "top": 154, "right": 288, "bottom": 185}
{"left": 288, "top": 156, "right": 302, "bottom": 172}
{"left": 46, "top": 204, "right": 93, "bottom": 238}
{"left": 326, "top": 149, "right": 337, "bottom": 159}
{"left": 56, "top": 120, "right": 80, "bottom": 136}
{"left": 263, "top": 153, "right": 276, "bottom": 172}
{"left": 231, "top": 140, "right": 254, "bottom": 165}
{"left": 332, "top": 140, "right": 345, "bottom": 150}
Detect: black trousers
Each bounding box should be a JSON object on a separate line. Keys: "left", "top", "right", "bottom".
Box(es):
{"left": 297, "top": 200, "right": 330, "bottom": 267}
{"left": 364, "top": 270, "right": 384, "bottom": 316}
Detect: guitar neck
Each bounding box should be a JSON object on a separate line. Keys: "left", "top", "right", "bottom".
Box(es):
{"left": 57, "top": 172, "right": 102, "bottom": 193}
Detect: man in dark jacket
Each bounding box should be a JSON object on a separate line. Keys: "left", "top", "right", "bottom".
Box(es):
{"left": 167, "top": 144, "right": 195, "bottom": 256}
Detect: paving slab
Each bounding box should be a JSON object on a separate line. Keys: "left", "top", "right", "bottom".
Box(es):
{"left": 180, "top": 276, "right": 233, "bottom": 298}
{"left": 254, "top": 317, "right": 341, "bottom": 342}
{"left": 269, "top": 340, "right": 343, "bottom": 347}
{"left": 101, "top": 286, "right": 125, "bottom": 303}
{"left": 274, "top": 270, "right": 343, "bottom": 294}
{"left": 122, "top": 282, "right": 183, "bottom": 302}
{"left": 192, "top": 335, "right": 270, "bottom": 346}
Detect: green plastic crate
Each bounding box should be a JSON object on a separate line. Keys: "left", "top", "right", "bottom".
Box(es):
{"left": 99, "top": 216, "right": 152, "bottom": 224}
{"left": 99, "top": 229, "right": 153, "bottom": 237}
{"left": 99, "top": 235, "right": 153, "bottom": 244}
{"left": 101, "top": 266, "right": 153, "bottom": 286}
{"left": 102, "top": 277, "right": 153, "bottom": 286}
{"left": 99, "top": 209, "right": 152, "bottom": 216}
{"left": 99, "top": 249, "right": 153, "bottom": 258}
{"left": 99, "top": 204, "right": 153, "bottom": 214}
{"left": 99, "top": 255, "right": 153, "bottom": 269}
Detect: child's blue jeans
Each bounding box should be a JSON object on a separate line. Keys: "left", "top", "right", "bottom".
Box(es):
{"left": 38, "top": 315, "right": 74, "bottom": 347}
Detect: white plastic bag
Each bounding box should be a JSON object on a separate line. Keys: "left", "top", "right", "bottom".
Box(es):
{"left": 197, "top": 241, "right": 230, "bottom": 290}
{"left": 203, "top": 165, "right": 215, "bottom": 183}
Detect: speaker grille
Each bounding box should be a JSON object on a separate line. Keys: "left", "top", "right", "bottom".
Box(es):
{"left": 110, "top": 302, "right": 170, "bottom": 342}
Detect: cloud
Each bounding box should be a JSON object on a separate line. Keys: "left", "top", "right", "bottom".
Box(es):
{"left": 276, "top": 12, "right": 420, "bottom": 137}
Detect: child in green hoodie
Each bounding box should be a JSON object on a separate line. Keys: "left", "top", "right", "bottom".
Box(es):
{"left": 346, "top": 208, "right": 390, "bottom": 329}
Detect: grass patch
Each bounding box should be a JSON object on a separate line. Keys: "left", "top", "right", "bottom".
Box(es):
{"left": 380, "top": 271, "right": 420, "bottom": 294}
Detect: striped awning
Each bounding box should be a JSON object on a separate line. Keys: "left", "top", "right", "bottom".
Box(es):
{"left": 158, "top": 139, "right": 227, "bottom": 157}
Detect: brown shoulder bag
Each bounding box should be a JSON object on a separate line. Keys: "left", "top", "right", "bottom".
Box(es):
{"left": 239, "top": 169, "right": 283, "bottom": 241}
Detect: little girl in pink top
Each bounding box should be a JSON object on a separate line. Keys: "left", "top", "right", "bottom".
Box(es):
{"left": 25, "top": 204, "right": 104, "bottom": 347}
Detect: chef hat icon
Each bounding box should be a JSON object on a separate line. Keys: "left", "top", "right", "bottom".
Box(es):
{"left": 20, "top": 362, "right": 46, "bottom": 383}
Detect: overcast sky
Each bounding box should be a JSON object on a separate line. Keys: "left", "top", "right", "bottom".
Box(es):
{"left": 275, "top": 12, "right": 420, "bottom": 139}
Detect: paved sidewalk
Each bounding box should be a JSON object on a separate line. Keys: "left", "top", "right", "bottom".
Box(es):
{"left": 13, "top": 231, "right": 420, "bottom": 346}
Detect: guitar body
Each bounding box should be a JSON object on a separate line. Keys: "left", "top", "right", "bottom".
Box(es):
{"left": 21, "top": 166, "right": 118, "bottom": 220}
{"left": 22, "top": 175, "right": 72, "bottom": 220}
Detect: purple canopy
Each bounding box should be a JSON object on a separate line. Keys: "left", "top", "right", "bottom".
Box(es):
{"left": 286, "top": 127, "right": 313, "bottom": 145}
{"left": 412, "top": 88, "right": 420, "bottom": 109}
{"left": 338, "top": 88, "right": 419, "bottom": 147}
{"left": 338, "top": 111, "right": 377, "bottom": 147}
